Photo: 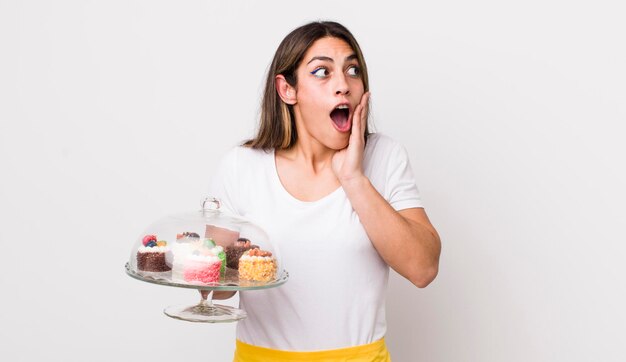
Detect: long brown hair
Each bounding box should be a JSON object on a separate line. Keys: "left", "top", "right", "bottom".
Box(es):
{"left": 244, "top": 21, "right": 370, "bottom": 150}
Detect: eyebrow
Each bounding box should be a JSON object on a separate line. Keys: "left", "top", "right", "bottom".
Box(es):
{"left": 307, "top": 54, "right": 358, "bottom": 65}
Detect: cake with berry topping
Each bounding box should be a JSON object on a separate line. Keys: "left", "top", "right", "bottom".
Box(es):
{"left": 238, "top": 249, "right": 277, "bottom": 282}
{"left": 136, "top": 235, "right": 171, "bottom": 272}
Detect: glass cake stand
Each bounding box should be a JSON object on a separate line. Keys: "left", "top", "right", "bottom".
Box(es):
{"left": 125, "top": 263, "right": 289, "bottom": 323}
{"left": 127, "top": 197, "right": 288, "bottom": 323}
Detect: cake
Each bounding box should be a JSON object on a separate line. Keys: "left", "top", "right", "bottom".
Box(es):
{"left": 238, "top": 249, "right": 277, "bottom": 282}
{"left": 171, "top": 238, "right": 223, "bottom": 284}
{"left": 181, "top": 253, "right": 222, "bottom": 285}
{"left": 136, "top": 235, "right": 171, "bottom": 272}
{"left": 225, "top": 238, "right": 259, "bottom": 269}
{"left": 171, "top": 232, "right": 202, "bottom": 281}
{"left": 211, "top": 245, "right": 227, "bottom": 275}
{"left": 203, "top": 238, "right": 227, "bottom": 275}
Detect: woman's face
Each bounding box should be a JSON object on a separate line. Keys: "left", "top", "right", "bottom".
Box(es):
{"left": 292, "top": 36, "right": 365, "bottom": 150}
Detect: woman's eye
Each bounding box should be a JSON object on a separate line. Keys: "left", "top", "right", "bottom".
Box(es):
{"left": 347, "top": 66, "right": 360, "bottom": 77}
{"left": 311, "top": 67, "right": 328, "bottom": 78}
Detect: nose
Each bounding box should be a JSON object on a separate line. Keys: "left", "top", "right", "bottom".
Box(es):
{"left": 335, "top": 74, "right": 350, "bottom": 96}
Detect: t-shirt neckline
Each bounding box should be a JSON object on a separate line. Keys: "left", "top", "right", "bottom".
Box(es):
{"left": 269, "top": 149, "right": 344, "bottom": 207}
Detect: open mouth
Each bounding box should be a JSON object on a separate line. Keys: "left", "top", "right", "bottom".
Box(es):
{"left": 330, "top": 104, "right": 351, "bottom": 132}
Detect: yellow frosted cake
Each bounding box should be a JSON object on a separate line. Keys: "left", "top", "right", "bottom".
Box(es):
{"left": 238, "top": 249, "right": 277, "bottom": 282}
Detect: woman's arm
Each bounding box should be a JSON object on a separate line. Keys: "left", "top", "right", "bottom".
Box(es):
{"left": 342, "top": 177, "right": 441, "bottom": 287}
{"left": 332, "top": 92, "right": 441, "bottom": 287}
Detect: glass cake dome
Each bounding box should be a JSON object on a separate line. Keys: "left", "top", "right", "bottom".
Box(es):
{"left": 125, "top": 197, "right": 288, "bottom": 323}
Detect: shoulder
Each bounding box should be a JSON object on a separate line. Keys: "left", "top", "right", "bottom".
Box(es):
{"left": 211, "top": 145, "right": 273, "bottom": 187}
{"left": 218, "top": 145, "right": 272, "bottom": 168}
{"left": 209, "top": 145, "right": 274, "bottom": 214}
{"left": 366, "top": 132, "right": 405, "bottom": 153}
{"left": 363, "top": 133, "right": 422, "bottom": 207}
{"left": 364, "top": 133, "right": 407, "bottom": 165}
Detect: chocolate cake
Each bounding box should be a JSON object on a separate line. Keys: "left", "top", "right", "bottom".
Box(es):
{"left": 225, "top": 238, "right": 258, "bottom": 269}
{"left": 137, "top": 247, "right": 171, "bottom": 272}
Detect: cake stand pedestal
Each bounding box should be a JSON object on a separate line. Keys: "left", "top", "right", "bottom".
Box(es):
{"left": 164, "top": 289, "right": 246, "bottom": 323}
{"left": 125, "top": 263, "right": 288, "bottom": 323}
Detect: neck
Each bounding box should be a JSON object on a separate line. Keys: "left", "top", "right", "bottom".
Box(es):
{"left": 290, "top": 142, "right": 334, "bottom": 172}
{"left": 278, "top": 119, "right": 335, "bottom": 175}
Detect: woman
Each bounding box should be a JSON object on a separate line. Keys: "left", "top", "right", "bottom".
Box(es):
{"left": 210, "top": 21, "right": 441, "bottom": 361}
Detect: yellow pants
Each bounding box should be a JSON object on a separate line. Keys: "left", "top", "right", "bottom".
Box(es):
{"left": 233, "top": 338, "right": 391, "bottom": 362}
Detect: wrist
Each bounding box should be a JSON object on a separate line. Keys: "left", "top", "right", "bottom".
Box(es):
{"left": 339, "top": 173, "right": 368, "bottom": 190}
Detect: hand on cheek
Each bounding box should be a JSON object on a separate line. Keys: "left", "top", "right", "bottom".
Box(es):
{"left": 332, "top": 92, "right": 370, "bottom": 184}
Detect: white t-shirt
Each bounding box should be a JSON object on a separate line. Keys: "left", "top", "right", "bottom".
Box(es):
{"left": 208, "top": 133, "right": 422, "bottom": 351}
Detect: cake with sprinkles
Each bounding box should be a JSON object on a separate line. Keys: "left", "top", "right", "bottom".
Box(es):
{"left": 136, "top": 235, "right": 171, "bottom": 272}
{"left": 238, "top": 249, "right": 277, "bottom": 282}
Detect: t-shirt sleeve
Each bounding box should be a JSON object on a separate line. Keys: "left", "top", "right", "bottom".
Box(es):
{"left": 206, "top": 147, "right": 241, "bottom": 216}
{"left": 385, "top": 142, "right": 423, "bottom": 211}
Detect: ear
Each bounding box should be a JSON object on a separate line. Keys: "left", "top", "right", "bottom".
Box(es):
{"left": 275, "top": 75, "right": 297, "bottom": 105}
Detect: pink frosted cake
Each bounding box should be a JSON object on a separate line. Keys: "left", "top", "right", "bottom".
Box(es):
{"left": 181, "top": 254, "right": 222, "bottom": 284}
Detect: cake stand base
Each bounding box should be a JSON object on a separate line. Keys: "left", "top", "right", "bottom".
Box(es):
{"left": 163, "top": 290, "right": 247, "bottom": 323}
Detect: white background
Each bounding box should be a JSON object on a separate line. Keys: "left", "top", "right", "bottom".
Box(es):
{"left": 1, "top": 1, "right": 625, "bottom": 361}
